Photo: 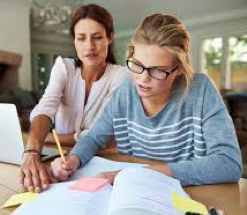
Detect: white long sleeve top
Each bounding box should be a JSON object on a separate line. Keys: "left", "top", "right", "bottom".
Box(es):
{"left": 30, "top": 56, "right": 129, "bottom": 141}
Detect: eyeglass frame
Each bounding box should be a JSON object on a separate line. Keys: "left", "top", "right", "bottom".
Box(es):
{"left": 126, "top": 59, "right": 179, "bottom": 81}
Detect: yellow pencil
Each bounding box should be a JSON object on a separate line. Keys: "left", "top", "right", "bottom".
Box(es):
{"left": 52, "top": 129, "right": 66, "bottom": 163}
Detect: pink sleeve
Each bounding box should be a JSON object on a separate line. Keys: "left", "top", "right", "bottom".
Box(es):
{"left": 30, "top": 56, "right": 67, "bottom": 123}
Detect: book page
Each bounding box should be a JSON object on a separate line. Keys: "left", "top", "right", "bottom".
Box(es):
{"left": 107, "top": 167, "right": 189, "bottom": 215}
{"left": 13, "top": 157, "right": 147, "bottom": 215}
{"left": 13, "top": 181, "right": 112, "bottom": 215}
{"left": 69, "top": 156, "right": 147, "bottom": 181}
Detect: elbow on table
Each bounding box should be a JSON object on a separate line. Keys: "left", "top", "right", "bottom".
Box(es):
{"left": 222, "top": 157, "right": 242, "bottom": 183}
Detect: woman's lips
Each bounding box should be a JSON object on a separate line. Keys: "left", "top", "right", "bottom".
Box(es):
{"left": 85, "top": 53, "right": 98, "bottom": 59}
{"left": 137, "top": 84, "right": 152, "bottom": 91}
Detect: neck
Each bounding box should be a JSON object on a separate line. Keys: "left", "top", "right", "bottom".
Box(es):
{"left": 81, "top": 62, "right": 107, "bottom": 83}
{"left": 141, "top": 91, "right": 172, "bottom": 117}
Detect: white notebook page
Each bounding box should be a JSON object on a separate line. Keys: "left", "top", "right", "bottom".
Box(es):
{"left": 13, "top": 157, "right": 188, "bottom": 215}
{"left": 107, "top": 167, "right": 188, "bottom": 215}
{"left": 12, "top": 181, "right": 112, "bottom": 215}
{"left": 13, "top": 156, "right": 147, "bottom": 215}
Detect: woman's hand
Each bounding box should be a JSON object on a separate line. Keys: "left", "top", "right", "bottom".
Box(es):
{"left": 51, "top": 155, "right": 81, "bottom": 181}
{"left": 97, "top": 171, "right": 119, "bottom": 184}
{"left": 145, "top": 164, "right": 173, "bottom": 177}
{"left": 20, "top": 154, "right": 58, "bottom": 193}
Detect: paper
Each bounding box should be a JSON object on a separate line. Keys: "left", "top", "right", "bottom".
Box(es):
{"left": 172, "top": 193, "right": 208, "bottom": 215}
{"left": 69, "top": 177, "right": 108, "bottom": 192}
{"left": 69, "top": 156, "right": 147, "bottom": 181}
{"left": 108, "top": 167, "right": 188, "bottom": 215}
{"left": 1, "top": 192, "right": 38, "bottom": 208}
{"left": 12, "top": 182, "right": 112, "bottom": 215}
{"left": 13, "top": 157, "right": 146, "bottom": 215}
{"left": 12, "top": 157, "right": 200, "bottom": 215}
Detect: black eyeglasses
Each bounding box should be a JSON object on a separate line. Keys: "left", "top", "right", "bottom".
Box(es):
{"left": 126, "top": 59, "right": 179, "bottom": 81}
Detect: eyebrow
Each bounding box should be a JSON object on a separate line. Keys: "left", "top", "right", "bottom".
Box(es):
{"left": 131, "top": 57, "right": 171, "bottom": 69}
{"left": 76, "top": 32, "right": 103, "bottom": 36}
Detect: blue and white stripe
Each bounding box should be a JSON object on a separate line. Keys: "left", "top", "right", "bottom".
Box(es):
{"left": 113, "top": 117, "right": 206, "bottom": 163}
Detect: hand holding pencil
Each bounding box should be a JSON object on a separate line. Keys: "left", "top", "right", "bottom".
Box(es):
{"left": 51, "top": 126, "right": 81, "bottom": 181}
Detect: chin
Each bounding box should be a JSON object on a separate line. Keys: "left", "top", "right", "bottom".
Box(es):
{"left": 83, "top": 60, "right": 99, "bottom": 66}
{"left": 83, "top": 57, "right": 106, "bottom": 66}
{"left": 137, "top": 90, "right": 152, "bottom": 98}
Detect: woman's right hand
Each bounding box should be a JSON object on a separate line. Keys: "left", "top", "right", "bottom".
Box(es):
{"left": 51, "top": 155, "right": 80, "bottom": 181}
{"left": 20, "top": 154, "right": 57, "bottom": 193}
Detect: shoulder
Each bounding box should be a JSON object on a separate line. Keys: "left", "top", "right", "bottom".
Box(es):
{"left": 190, "top": 72, "right": 219, "bottom": 94}
{"left": 52, "top": 56, "right": 76, "bottom": 71}
{"left": 112, "top": 78, "right": 134, "bottom": 99}
{"left": 188, "top": 73, "right": 223, "bottom": 107}
{"left": 193, "top": 72, "right": 213, "bottom": 85}
{"left": 61, "top": 57, "right": 77, "bottom": 71}
{"left": 51, "top": 56, "right": 79, "bottom": 79}
{"left": 49, "top": 57, "right": 78, "bottom": 83}
{"left": 106, "top": 64, "right": 130, "bottom": 78}
{"left": 103, "top": 64, "right": 131, "bottom": 89}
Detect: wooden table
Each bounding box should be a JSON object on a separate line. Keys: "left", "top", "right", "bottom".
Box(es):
{"left": 0, "top": 148, "right": 247, "bottom": 215}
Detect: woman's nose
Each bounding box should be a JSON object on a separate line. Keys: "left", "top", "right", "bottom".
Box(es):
{"left": 85, "top": 38, "right": 95, "bottom": 49}
{"left": 139, "top": 70, "right": 151, "bottom": 82}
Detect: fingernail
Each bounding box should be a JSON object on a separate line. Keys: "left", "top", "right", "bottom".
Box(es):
{"left": 35, "top": 187, "right": 41, "bottom": 193}
{"left": 28, "top": 186, "right": 34, "bottom": 191}
{"left": 42, "top": 184, "right": 48, "bottom": 189}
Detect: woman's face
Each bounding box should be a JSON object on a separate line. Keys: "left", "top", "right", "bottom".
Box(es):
{"left": 130, "top": 44, "right": 180, "bottom": 102}
{"left": 74, "top": 18, "right": 111, "bottom": 67}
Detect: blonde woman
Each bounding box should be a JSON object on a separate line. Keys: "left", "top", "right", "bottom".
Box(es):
{"left": 51, "top": 14, "right": 242, "bottom": 187}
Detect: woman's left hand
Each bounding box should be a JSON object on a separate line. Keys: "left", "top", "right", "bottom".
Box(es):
{"left": 145, "top": 164, "right": 173, "bottom": 177}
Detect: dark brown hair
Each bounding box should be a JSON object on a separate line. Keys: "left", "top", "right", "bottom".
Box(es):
{"left": 70, "top": 4, "right": 116, "bottom": 66}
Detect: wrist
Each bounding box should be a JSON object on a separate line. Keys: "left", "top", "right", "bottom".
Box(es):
{"left": 158, "top": 164, "right": 173, "bottom": 177}
{"left": 67, "top": 155, "right": 81, "bottom": 169}
{"left": 22, "top": 149, "right": 42, "bottom": 159}
{"left": 165, "top": 166, "right": 173, "bottom": 177}
{"left": 26, "top": 137, "right": 43, "bottom": 152}
{"left": 147, "top": 164, "right": 173, "bottom": 177}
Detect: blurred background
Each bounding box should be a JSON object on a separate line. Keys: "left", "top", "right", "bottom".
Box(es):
{"left": 0, "top": 1, "right": 247, "bottom": 177}
{"left": 0, "top": 0, "right": 247, "bottom": 93}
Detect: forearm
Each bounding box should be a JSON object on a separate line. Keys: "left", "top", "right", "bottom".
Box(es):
{"left": 27, "top": 115, "right": 52, "bottom": 152}
{"left": 70, "top": 136, "right": 104, "bottom": 166}
{"left": 45, "top": 133, "right": 76, "bottom": 147}
{"left": 168, "top": 154, "right": 242, "bottom": 186}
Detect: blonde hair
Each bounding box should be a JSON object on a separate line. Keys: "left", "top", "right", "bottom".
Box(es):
{"left": 126, "top": 14, "right": 193, "bottom": 91}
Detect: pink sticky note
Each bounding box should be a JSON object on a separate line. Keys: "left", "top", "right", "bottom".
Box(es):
{"left": 69, "top": 178, "right": 108, "bottom": 192}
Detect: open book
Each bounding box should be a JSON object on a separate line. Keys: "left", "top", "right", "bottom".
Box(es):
{"left": 13, "top": 157, "right": 189, "bottom": 215}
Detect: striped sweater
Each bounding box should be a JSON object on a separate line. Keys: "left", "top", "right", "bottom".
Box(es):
{"left": 70, "top": 73, "right": 242, "bottom": 186}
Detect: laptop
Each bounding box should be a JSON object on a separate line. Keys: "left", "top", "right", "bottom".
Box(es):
{"left": 0, "top": 103, "right": 64, "bottom": 165}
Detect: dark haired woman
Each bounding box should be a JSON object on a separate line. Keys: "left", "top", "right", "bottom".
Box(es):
{"left": 20, "top": 4, "right": 129, "bottom": 193}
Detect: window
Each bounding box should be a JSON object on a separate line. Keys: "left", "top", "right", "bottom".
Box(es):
{"left": 32, "top": 53, "right": 50, "bottom": 93}
{"left": 202, "top": 37, "right": 223, "bottom": 88}
{"left": 32, "top": 53, "right": 74, "bottom": 93}
{"left": 230, "top": 34, "right": 247, "bottom": 92}
{"left": 202, "top": 34, "right": 247, "bottom": 92}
